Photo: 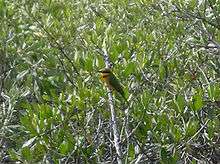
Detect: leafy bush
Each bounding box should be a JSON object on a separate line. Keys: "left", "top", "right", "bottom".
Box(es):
{"left": 0, "top": 0, "right": 219, "bottom": 163}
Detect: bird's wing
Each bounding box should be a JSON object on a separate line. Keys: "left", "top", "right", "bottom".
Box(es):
{"left": 109, "top": 73, "right": 125, "bottom": 97}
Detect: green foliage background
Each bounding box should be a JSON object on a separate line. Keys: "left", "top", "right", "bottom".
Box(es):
{"left": 0, "top": 0, "right": 220, "bottom": 163}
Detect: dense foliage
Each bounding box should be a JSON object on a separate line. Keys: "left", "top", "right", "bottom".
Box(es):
{"left": 0, "top": 0, "right": 220, "bottom": 163}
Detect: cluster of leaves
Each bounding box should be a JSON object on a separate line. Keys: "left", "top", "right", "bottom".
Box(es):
{"left": 0, "top": 0, "right": 219, "bottom": 163}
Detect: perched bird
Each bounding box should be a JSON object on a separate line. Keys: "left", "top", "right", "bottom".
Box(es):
{"left": 98, "top": 68, "right": 126, "bottom": 100}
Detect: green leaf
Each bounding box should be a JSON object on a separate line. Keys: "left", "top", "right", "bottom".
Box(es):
{"left": 124, "top": 62, "right": 135, "bottom": 77}
{"left": 192, "top": 91, "right": 203, "bottom": 111}
{"left": 20, "top": 116, "right": 38, "bottom": 135}
{"left": 208, "top": 84, "right": 220, "bottom": 100}
{"left": 85, "top": 57, "right": 93, "bottom": 72}
{"left": 161, "top": 147, "right": 176, "bottom": 163}
{"left": 32, "top": 143, "right": 46, "bottom": 162}
{"left": 175, "top": 95, "right": 185, "bottom": 112}
{"left": 21, "top": 147, "right": 32, "bottom": 161}
{"left": 59, "top": 140, "right": 69, "bottom": 155}
{"left": 159, "top": 62, "right": 166, "bottom": 80}
{"left": 208, "top": 84, "right": 215, "bottom": 100}
{"left": 185, "top": 120, "right": 199, "bottom": 137}
{"left": 161, "top": 147, "right": 168, "bottom": 161}
{"left": 128, "top": 144, "right": 135, "bottom": 160}
{"left": 8, "top": 149, "right": 21, "bottom": 161}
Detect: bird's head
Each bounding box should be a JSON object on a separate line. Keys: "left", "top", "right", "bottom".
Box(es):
{"left": 98, "top": 68, "right": 112, "bottom": 80}
{"left": 98, "top": 68, "right": 112, "bottom": 73}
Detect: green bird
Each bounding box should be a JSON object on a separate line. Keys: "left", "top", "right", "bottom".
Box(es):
{"left": 98, "top": 68, "right": 127, "bottom": 100}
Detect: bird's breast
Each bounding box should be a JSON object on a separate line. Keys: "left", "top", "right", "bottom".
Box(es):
{"left": 100, "top": 73, "right": 110, "bottom": 81}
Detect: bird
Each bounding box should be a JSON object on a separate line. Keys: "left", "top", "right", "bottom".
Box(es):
{"left": 98, "top": 68, "right": 127, "bottom": 101}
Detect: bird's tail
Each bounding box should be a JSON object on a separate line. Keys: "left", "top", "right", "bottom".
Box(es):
{"left": 121, "top": 92, "right": 129, "bottom": 105}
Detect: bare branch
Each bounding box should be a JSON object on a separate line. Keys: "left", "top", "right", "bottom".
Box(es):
{"left": 100, "top": 25, "right": 122, "bottom": 163}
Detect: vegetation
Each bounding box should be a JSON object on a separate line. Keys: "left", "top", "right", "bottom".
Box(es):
{"left": 0, "top": 0, "right": 219, "bottom": 163}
